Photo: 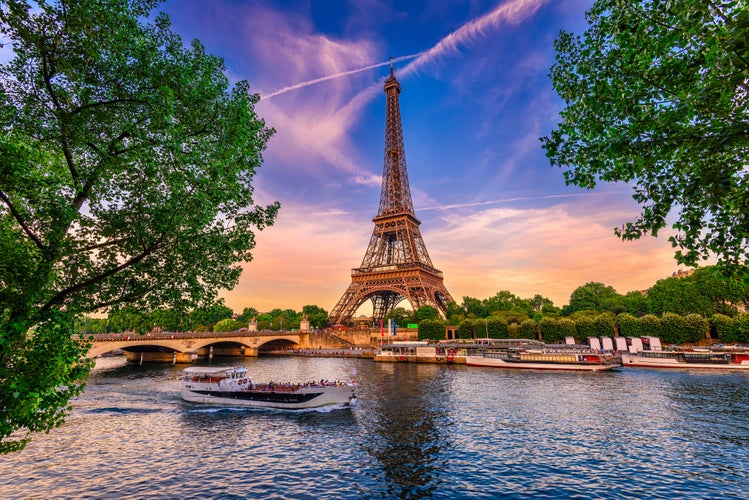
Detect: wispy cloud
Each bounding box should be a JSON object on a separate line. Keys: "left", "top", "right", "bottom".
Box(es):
{"left": 401, "top": 0, "right": 549, "bottom": 78}
{"left": 260, "top": 53, "right": 423, "bottom": 99}
{"left": 260, "top": 0, "right": 550, "bottom": 115}
{"left": 417, "top": 191, "right": 615, "bottom": 212}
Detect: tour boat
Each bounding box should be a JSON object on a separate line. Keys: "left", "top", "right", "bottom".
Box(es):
{"left": 465, "top": 349, "right": 619, "bottom": 371}
{"left": 621, "top": 349, "right": 749, "bottom": 370}
{"left": 181, "top": 366, "right": 356, "bottom": 409}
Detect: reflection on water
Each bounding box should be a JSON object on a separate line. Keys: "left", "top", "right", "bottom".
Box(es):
{"left": 0, "top": 356, "right": 748, "bottom": 499}
{"left": 358, "top": 363, "right": 453, "bottom": 498}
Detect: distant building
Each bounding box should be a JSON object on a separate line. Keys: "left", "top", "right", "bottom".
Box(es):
{"left": 672, "top": 268, "right": 695, "bottom": 279}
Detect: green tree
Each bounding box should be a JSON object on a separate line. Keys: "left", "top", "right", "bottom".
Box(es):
{"left": 457, "top": 318, "right": 482, "bottom": 339}
{"left": 108, "top": 305, "right": 151, "bottom": 334}
{"left": 461, "top": 296, "right": 485, "bottom": 318}
{"left": 150, "top": 308, "right": 184, "bottom": 332}
{"left": 616, "top": 313, "right": 641, "bottom": 338}
{"left": 445, "top": 301, "right": 466, "bottom": 325}
{"left": 735, "top": 313, "right": 749, "bottom": 343}
{"left": 236, "top": 307, "right": 259, "bottom": 324}
{"left": 0, "top": 0, "right": 278, "bottom": 452}
{"left": 691, "top": 266, "right": 749, "bottom": 316}
{"left": 189, "top": 302, "right": 234, "bottom": 331}
{"left": 594, "top": 313, "right": 617, "bottom": 338}
{"left": 213, "top": 318, "right": 244, "bottom": 333}
{"left": 574, "top": 316, "right": 597, "bottom": 341}
{"left": 567, "top": 282, "right": 621, "bottom": 314}
{"left": 257, "top": 312, "right": 273, "bottom": 331}
{"left": 646, "top": 267, "right": 749, "bottom": 317}
{"left": 639, "top": 314, "right": 663, "bottom": 341}
{"left": 525, "top": 294, "right": 555, "bottom": 314}
{"left": 486, "top": 316, "right": 509, "bottom": 338}
{"left": 518, "top": 319, "right": 538, "bottom": 340}
{"left": 416, "top": 305, "right": 439, "bottom": 321}
{"left": 483, "top": 291, "right": 526, "bottom": 316}
{"left": 301, "top": 305, "right": 328, "bottom": 329}
{"left": 621, "top": 291, "right": 649, "bottom": 317}
{"left": 80, "top": 317, "right": 108, "bottom": 334}
{"left": 647, "top": 276, "right": 707, "bottom": 316}
{"left": 539, "top": 317, "right": 576, "bottom": 344}
{"left": 710, "top": 314, "right": 737, "bottom": 343}
{"left": 271, "top": 309, "right": 299, "bottom": 330}
{"left": 386, "top": 307, "right": 411, "bottom": 328}
{"left": 543, "top": 0, "right": 749, "bottom": 267}
{"left": 418, "top": 319, "right": 447, "bottom": 341}
{"left": 661, "top": 313, "right": 688, "bottom": 345}
{"left": 684, "top": 314, "right": 709, "bottom": 344}
{"left": 494, "top": 309, "right": 531, "bottom": 325}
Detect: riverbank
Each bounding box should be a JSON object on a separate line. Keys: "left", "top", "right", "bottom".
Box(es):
{"left": 265, "top": 347, "right": 376, "bottom": 359}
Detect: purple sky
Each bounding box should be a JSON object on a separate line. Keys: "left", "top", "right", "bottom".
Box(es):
{"left": 159, "top": 0, "right": 685, "bottom": 315}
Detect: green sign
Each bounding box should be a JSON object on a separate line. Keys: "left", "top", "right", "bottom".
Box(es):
{"left": 407, "top": 324, "right": 418, "bottom": 329}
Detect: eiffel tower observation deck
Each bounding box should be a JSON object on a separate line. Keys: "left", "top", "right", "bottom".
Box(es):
{"left": 329, "top": 63, "right": 454, "bottom": 326}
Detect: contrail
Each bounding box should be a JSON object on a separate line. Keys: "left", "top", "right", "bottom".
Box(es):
{"left": 260, "top": 52, "right": 423, "bottom": 100}
{"left": 402, "top": 0, "right": 548, "bottom": 78}
{"left": 332, "top": 0, "right": 548, "bottom": 120}
{"left": 417, "top": 191, "right": 619, "bottom": 212}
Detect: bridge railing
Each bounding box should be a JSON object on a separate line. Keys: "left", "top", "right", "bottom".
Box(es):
{"left": 83, "top": 330, "right": 303, "bottom": 342}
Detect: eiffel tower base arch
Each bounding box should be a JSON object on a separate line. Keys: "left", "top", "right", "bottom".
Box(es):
{"left": 329, "top": 266, "right": 452, "bottom": 326}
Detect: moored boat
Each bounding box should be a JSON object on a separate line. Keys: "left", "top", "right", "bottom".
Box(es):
{"left": 465, "top": 349, "right": 619, "bottom": 371}
{"left": 181, "top": 366, "right": 356, "bottom": 409}
{"left": 621, "top": 349, "right": 749, "bottom": 370}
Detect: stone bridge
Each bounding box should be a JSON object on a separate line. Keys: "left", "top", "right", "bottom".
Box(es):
{"left": 86, "top": 331, "right": 310, "bottom": 363}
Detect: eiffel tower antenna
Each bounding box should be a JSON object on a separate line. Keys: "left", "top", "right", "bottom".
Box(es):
{"left": 329, "top": 65, "right": 454, "bottom": 326}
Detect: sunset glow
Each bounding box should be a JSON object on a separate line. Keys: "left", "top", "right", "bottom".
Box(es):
{"left": 161, "top": 0, "right": 683, "bottom": 314}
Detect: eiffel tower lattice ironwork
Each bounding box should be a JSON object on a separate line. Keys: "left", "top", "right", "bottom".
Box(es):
{"left": 329, "top": 65, "right": 454, "bottom": 326}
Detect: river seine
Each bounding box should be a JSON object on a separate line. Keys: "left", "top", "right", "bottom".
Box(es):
{"left": 1, "top": 355, "right": 748, "bottom": 499}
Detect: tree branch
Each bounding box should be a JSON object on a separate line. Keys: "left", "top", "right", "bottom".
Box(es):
{"left": 40, "top": 40, "right": 78, "bottom": 182}
{"left": 0, "top": 190, "right": 46, "bottom": 250}
{"left": 70, "top": 97, "right": 148, "bottom": 116}
{"left": 38, "top": 240, "right": 163, "bottom": 315}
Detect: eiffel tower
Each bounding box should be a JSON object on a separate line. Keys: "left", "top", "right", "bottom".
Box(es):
{"left": 329, "top": 64, "right": 454, "bottom": 326}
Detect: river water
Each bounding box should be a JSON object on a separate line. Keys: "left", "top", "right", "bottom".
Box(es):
{"left": 1, "top": 355, "right": 748, "bottom": 499}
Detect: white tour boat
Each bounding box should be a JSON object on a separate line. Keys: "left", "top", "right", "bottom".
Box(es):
{"left": 466, "top": 349, "right": 619, "bottom": 371}
{"left": 181, "top": 366, "right": 356, "bottom": 409}
{"left": 621, "top": 349, "right": 749, "bottom": 370}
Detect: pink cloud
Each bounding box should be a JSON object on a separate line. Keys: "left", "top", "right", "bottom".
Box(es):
{"left": 223, "top": 193, "right": 681, "bottom": 314}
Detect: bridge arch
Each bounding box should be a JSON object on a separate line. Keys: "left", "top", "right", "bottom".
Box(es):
{"left": 86, "top": 332, "right": 309, "bottom": 361}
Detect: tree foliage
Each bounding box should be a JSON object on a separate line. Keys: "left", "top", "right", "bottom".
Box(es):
{"left": 639, "top": 314, "right": 663, "bottom": 340}
{"left": 566, "top": 282, "right": 621, "bottom": 314}
{"left": 661, "top": 313, "right": 688, "bottom": 345}
{"left": 616, "top": 313, "right": 641, "bottom": 338}
{"left": 684, "top": 314, "right": 709, "bottom": 344}
{"left": 543, "top": 0, "right": 749, "bottom": 267}
{"left": 648, "top": 267, "right": 749, "bottom": 316}
{"left": 213, "top": 318, "right": 245, "bottom": 333}
{"left": 302, "top": 305, "right": 328, "bottom": 330}
{"left": 539, "top": 317, "right": 576, "bottom": 344}
{"left": 486, "top": 316, "right": 509, "bottom": 338}
{"left": 418, "top": 319, "right": 447, "bottom": 341}
{"left": 593, "top": 313, "right": 616, "bottom": 337}
{"left": 518, "top": 319, "right": 538, "bottom": 340}
{"left": 0, "top": 0, "right": 278, "bottom": 452}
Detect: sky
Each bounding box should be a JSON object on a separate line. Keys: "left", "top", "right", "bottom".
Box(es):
{"left": 158, "top": 0, "right": 685, "bottom": 315}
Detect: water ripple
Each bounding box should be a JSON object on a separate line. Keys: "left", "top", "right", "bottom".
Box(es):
{"left": 1, "top": 358, "right": 748, "bottom": 499}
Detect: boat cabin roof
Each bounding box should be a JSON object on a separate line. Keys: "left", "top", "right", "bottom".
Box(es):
{"left": 182, "top": 366, "right": 247, "bottom": 375}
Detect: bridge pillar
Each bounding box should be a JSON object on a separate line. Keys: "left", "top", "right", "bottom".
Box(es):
{"left": 297, "top": 333, "right": 310, "bottom": 349}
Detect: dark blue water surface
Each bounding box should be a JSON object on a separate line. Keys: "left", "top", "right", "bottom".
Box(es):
{"left": 1, "top": 356, "right": 748, "bottom": 499}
